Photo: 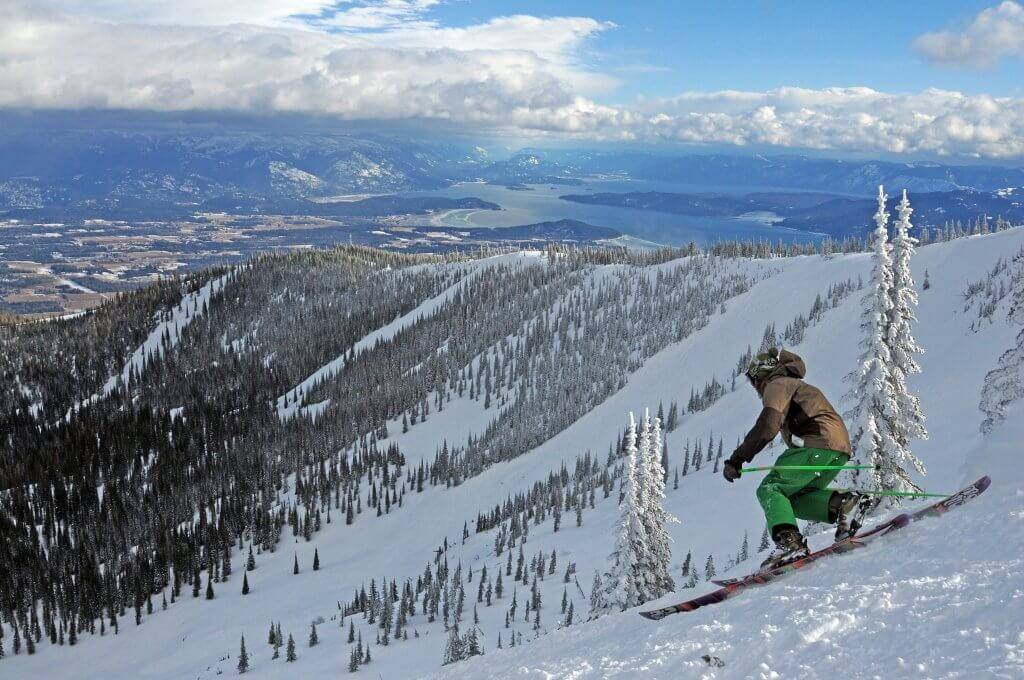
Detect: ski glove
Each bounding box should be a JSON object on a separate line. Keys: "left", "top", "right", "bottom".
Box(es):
{"left": 722, "top": 459, "right": 741, "bottom": 483}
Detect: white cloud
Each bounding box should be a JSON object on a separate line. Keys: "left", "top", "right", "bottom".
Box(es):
{"left": 913, "top": 1, "right": 1024, "bottom": 68}
{"left": 0, "top": 1, "right": 617, "bottom": 121}
{"left": 3, "top": 2, "right": 1024, "bottom": 158}
{"left": 36, "top": 0, "right": 341, "bottom": 27}
{"left": 312, "top": 1, "right": 443, "bottom": 31}
{"left": 642, "top": 87, "right": 1024, "bottom": 158}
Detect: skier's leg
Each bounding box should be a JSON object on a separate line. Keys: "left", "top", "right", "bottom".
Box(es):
{"left": 756, "top": 448, "right": 823, "bottom": 538}
{"left": 790, "top": 450, "right": 851, "bottom": 523}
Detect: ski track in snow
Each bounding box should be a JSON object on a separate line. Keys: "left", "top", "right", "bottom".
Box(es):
{"left": 275, "top": 251, "right": 545, "bottom": 420}
{"left": 4, "top": 232, "right": 1024, "bottom": 680}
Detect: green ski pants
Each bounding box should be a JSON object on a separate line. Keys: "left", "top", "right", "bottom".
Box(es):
{"left": 756, "top": 446, "right": 849, "bottom": 537}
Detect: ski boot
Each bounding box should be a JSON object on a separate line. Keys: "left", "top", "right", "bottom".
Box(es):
{"left": 832, "top": 492, "right": 880, "bottom": 541}
{"left": 760, "top": 527, "right": 809, "bottom": 569}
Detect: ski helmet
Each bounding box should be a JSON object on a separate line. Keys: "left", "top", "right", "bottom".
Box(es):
{"left": 746, "top": 347, "right": 780, "bottom": 384}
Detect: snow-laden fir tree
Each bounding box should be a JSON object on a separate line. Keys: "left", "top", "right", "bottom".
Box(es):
{"left": 886, "top": 189, "right": 928, "bottom": 473}
{"left": 632, "top": 410, "right": 653, "bottom": 597}
{"left": 981, "top": 248, "right": 1024, "bottom": 432}
{"left": 590, "top": 413, "right": 646, "bottom": 617}
{"left": 844, "top": 185, "right": 910, "bottom": 500}
{"left": 640, "top": 412, "right": 675, "bottom": 598}
{"left": 588, "top": 572, "right": 602, "bottom": 615}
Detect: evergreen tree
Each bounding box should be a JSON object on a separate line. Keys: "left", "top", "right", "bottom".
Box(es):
{"left": 309, "top": 622, "right": 318, "bottom": 647}
{"left": 442, "top": 627, "right": 463, "bottom": 665}
{"left": 704, "top": 554, "right": 716, "bottom": 580}
{"left": 293, "top": 553, "right": 299, "bottom": 575}
{"left": 886, "top": 189, "right": 928, "bottom": 477}
{"left": 242, "top": 573, "right": 250, "bottom": 595}
{"left": 592, "top": 413, "right": 646, "bottom": 617}
{"left": 641, "top": 413, "right": 676, "bottom": 598}
{"left": 237, "top": 635, "right": 250, "bottom": 674}
{"left": 464, "top": 627, "right": 484, "bottom": 658}
{"left": 313, "top": 548, "right": 320, "bottom": 571}
{"left": 286, "top": 633, "right": 297, "bottom": 662}
{"left": 660, "top": 441, "right": 670, "bottom": 484}
{"left": 588, "top": 572, "right": 602, "bottom": 619}
{"left": 844, "top": 186, "right": 908, "bottom": 501}
{"left": 981, "top": 249, "right": 1024, "bottom": 432}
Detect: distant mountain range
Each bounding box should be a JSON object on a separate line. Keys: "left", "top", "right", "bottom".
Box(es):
{"left": 530, "top": 150, "right": 1024, "bottom": 196}
{"left": 1, "top": 116, "right": 1021, "bottom": 229}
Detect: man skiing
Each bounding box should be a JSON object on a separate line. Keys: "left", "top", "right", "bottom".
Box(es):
{"left": 722, "top": 347, "right": 863, "bottom": 568}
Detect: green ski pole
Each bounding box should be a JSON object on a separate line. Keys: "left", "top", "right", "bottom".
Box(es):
{"left": 739, "top": 464, "right": 876, "bottom": 475}
{"left": 836, "top": 488, "right": 949, "bottom": 499}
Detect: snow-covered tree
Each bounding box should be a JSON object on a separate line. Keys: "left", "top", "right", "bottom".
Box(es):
{"left": 981, "top": 250, "right": 1024, "bottom": 432}
{"left": 633, "top": 411, "right": 652, "bottom": 596}
{"left": 588, "top": 572, "right": 602, "bottom": 617}
{"left": 640, "top": 412, "right": 675, "bottom": 598}
{"left": 886, "top": 189, "right": 928, "bottom": 475}
{"left": 844, "top": 186, "right": 912, "bottom": 500}
{"left": 591, "top": 413, "right": 646, "bottom": 617}
{"left": 442, "top": 627, "right": 463, "bottom": 665}
{"left": 237, "top": 635, "right": 249, "bottom": 674}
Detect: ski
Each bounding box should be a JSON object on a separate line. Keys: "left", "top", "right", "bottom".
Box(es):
{"left": 639, "top": 475, "right": 991, "bottom": 620}
{"left": 708, "top": 515, "right": 895, "bottom": 589}
{"left": 639, "top": 513, "right": 909, "bottom": 620}
{"left": 710, "top": 475, "right": 991, "bottom": 588}
{"left": 905, "top": 475, "right": 990, "bottom": 522}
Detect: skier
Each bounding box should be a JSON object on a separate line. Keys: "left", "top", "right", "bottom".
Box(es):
{"left": 722, "top": 347, "right": 864, "bottom": 568}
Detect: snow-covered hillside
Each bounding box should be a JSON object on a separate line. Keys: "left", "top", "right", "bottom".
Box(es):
{"left": 436, "top": 458, "right": 1022, "bottom": 679}
{"left": 3, "top": 230, "right": 1023, "bottom": 680}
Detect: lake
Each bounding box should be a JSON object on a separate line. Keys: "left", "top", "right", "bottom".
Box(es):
{"left": 397, "top": 178, "right": 828, "bottom": 247}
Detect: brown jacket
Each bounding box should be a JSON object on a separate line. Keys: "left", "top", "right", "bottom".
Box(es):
{"left": 731, "top": 349, "right": 852, "bottom": 464}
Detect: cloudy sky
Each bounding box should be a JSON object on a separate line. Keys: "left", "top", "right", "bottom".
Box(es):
{"left": 2, "top": 0, "right": 1022, "bottom": 158}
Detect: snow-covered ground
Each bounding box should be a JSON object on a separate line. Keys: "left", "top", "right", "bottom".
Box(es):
{"left": 4, "top": 231, "right": 1023, "bottom": 680}
{"left": 435, "top": 463, "right": 1023, "bottom": 679}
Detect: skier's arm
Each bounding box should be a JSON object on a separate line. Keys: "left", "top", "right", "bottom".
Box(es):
{"left": 730, "top": 407, "right": 785, "bottom": 464}
{"left": 730, "top": 381, "right": 793, "bottom": 464}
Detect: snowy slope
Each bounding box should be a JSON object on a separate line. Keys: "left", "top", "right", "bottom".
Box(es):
{"left": 3, "top": 231, "right": 1023, "bottom": 680}
{"left": 434, "top": 466, "right": 1023, "bottom": 679}
{"left": 436, "top": 397, "right": 1024, "bottom": 680}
